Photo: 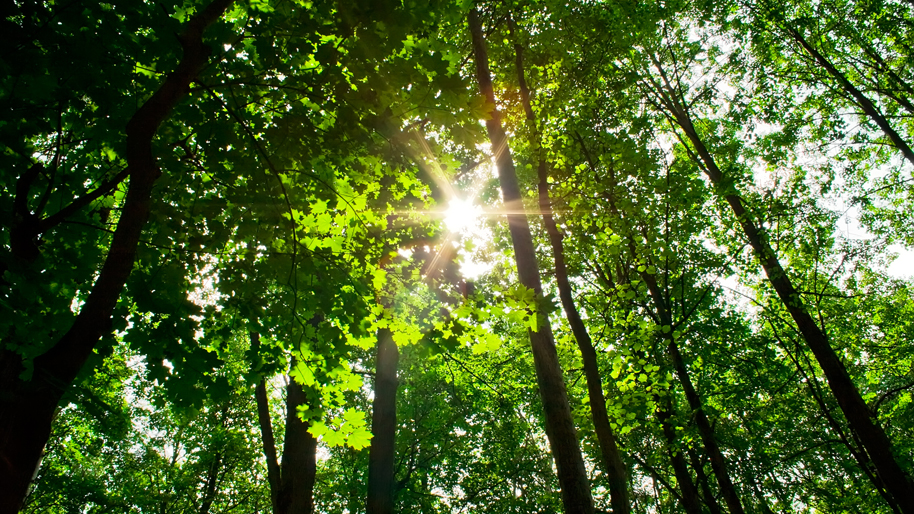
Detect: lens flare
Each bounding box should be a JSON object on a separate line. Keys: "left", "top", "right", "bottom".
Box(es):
{"left": 443, "top": 197, "right": 481, "bottom": 234}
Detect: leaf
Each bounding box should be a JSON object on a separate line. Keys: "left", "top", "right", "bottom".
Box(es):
{"left": 347, "top": 427, "right": 373, "bottom": 450}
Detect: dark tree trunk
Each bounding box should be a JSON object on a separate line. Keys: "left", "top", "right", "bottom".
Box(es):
{"left": 281, "top": 368, "right": 318, "bottom": 514}
{"left": 657, "top": 401, "right": 703, "bottom": 514}
{"left": 642, "top": 270, "right": 746, "bottom": 514}
{"left": 254, "top": 335, "right": 319, "bottom": 514}
{"left": 668, "top": 340, "right": 744, "bottom": 514}
{"left": 688, "top": 448, "right": 722, "bottom": 514}
{"left": 0, "top": 3, "right": 234, "bottom": 511}
{"left": 199, "top": 405, "right": 230, "bottom": 514}
{"left": 646, "top": 67, "right": 914, "bottom": 511}
{"left": 468, "top": 8, "right": 595, "bottom": 513}
{"left": 255, "top": 376, "right": 283, "bottom": 514}
{"left": 367, "top": 328, "right": 399, "bottom": 514}
{"left": 510, "top": 20, "right": 631, "bottom": 514}
{"left": 781, "top": 23, "right": 914, "bottom": 166}
{"left": 775, "top": 328, "right": 902, "bottom": 513}
{"left": 574, "top": 126, "right": 739, "bottom": 513}
{"left": 198, "top": 451, "right": 223, "bottom": 514}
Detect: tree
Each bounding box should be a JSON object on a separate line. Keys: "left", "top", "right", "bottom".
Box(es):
{"left": 468, "top": 7, "right": 595, "bottom": 513}
{"left": 628, "top": 27, "right": 914, "bottom": 509}
{"left": 1, "top": 2, "right": 235, "bottom": 508}
{"left": 254, "top": 332, "right": 320, "bottom": 514}
{"left": 6, "top": 0, "right": 914, "bottom": 512}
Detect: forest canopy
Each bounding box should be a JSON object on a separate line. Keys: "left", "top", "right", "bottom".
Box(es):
{"left": 1, "top": 0, "right": 913, "bottom": 512}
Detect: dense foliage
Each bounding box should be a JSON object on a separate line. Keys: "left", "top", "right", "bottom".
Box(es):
{"left": 2, "top": 0, "right": 913, "bottom": 512}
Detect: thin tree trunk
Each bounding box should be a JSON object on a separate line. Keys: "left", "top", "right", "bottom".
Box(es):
{"left": 657, "top": 401, "right": 703, "bottom": 514}
{"left": 688, "top": 448, "right": 722, "bottom": 514}
{"left": 646, "top": 68, "right": 914, "bottom": 511}
{"left": 367, "top": 328, "right": 399, "bottom": 514}
{"left": 773, "top": 326, "right": 902, "bottom": 513}
{"left": 0, "top": 3, "right": 234, "bottom": 511}
{"left": 468, "top": 8, "right": 595, "bottom": 513}
{"left": 255, "top": 373, "right": 282, "bottom": 512}
{"left": 668, "top": 338, "right": 746, "bottom": 514}
{"left": 633, "top": 454, "right": 684, "bottom": 506}
{"left": 510, "top": 19, "right": 631, "bottom": 514}
{"left": 643, "top": 271, "right": 745, "bottom": 514}
{"left": 652, "top": 476, "right": 665, "bottom": 514}
{"left": 783, "top": 25, "right": 914, "bottom": 166}
{"left": 199, "top": 451, "right": 223, "bottom": 514}
{"left": 199, "top": 404, "right": 231, "bottom": 514}
{"left": 348, "top": 448, "right": 361, "bottom": 514}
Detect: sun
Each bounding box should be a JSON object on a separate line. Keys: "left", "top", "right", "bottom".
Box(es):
{"left": 443, "top": 197, "right": 482, "bottom": 234}
{"left": 441, "top": 197, "right": 492, "bottom": 280}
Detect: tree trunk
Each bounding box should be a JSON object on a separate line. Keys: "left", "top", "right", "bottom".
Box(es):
{"left": 775, "top": 327, "right": 902, "bottom": 513}
{"left": 198, "top": 451, "right": 223, "bottom": 514}
{"left": 254, "top": 332, "right": 319, "bottom": 514}
{"left": 0, "top": 3, "right": 233, "bottom": 511}
{"left": 689, "top": 448, "right": 722, "bottom": 514}
{"left": 468, "top": 8, "right": 595, "bottom": 513}
{"left": 510, "top": 20, "right": 631, "bottom": 514}
{"left": 657, "top": 401, "right": 703, "bottom": 514}
{"left": 199, "top": 404, "right": 230, "bottom": 514}
{"left": 668, "top": 340, "right": 744, "bottom": 514}
{"left": 642, "top": 270, "right": 746, "bottom": 514}
{"left": 255, "top": 376, "right": 283, "bottom": 514}
{"left": 281, "top": 367, "right": 318, "bottom": 514}
{"left": 781, "top": 23, "right": 914, "bottom": 166}
{"left": 649, "top": 70, "right": 914, "bottom": 511}
{"left": 367, "top": 328, "right": 399, "bottom": 514}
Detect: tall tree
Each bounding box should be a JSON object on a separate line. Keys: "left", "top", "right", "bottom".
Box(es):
{"left": 0, "top": 2, "right": 234, "bottom": 509}
{"left": 626, "top": 30, "right": 914, "bottom": 509}
{"left": 510, "top": 15, "right": 631, "bottom": 514}
{"left": 254, "top": 334, "right": 319, "bottom": 514}
{"left": 468, "top": 7, "right": 595, "bottom": 513}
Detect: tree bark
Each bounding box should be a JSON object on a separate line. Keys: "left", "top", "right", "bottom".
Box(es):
{"left": 657, "top": 401, "right": 703, "bottom": 514}
{"left": 468, "top": 8, "right": 595, "bottom": 513}
{"left": 281, "top": 366, "right": 318, "bottom": 514}
{"left": 782, "top": 23, "right": 914, "bottom": 166}
{"left": 254, "top": 336, "right": 319, "bottom": 514}
{"left": 0, "top": 2, "right": 234, "bottom": 511}
{"left": 510, "top": 19, "right": 630, "bottom": 514}
{"left": 688, "top": 448, "right": 722, "bottom": 514}
{"left": 650, "top": 73, "right": 914, "bottom": 511}
{"left": 367, "top": 328, "right": 399, "bottom": 514}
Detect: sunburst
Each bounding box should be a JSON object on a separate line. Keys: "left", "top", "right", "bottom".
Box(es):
{"left": 444, "top": 197, "right": 482, "bottom": 234}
